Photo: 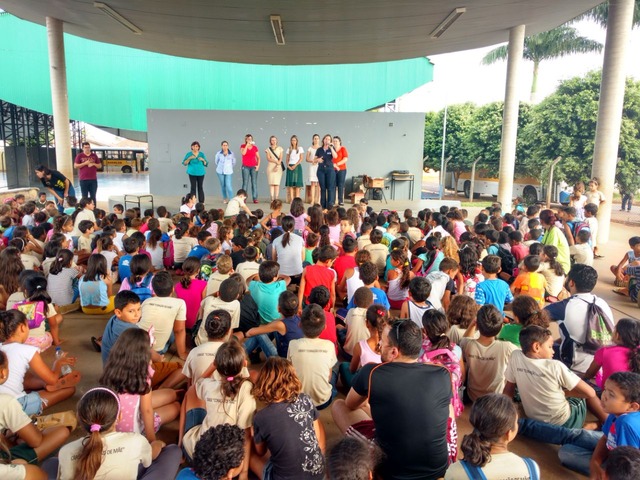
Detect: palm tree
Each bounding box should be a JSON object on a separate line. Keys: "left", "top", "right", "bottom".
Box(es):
{"left": 482, "top": 26, "right": 602, "bottom": 102}
{"left": 575, "top": 0, "right": 640, "bottom": 27}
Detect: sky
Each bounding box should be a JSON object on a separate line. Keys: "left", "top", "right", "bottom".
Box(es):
{"left": 397, "top": 20, "right": 640, "bottom": 112}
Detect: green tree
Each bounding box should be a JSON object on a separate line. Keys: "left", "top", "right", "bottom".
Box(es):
{"left": 482, "top": 26, "right": 602, "bottom": 102}
{"left": 423, "top": 103, "right": 477, "bottom": 184}
{"left": 575, "top": 1, "right": 640, "bottom": 27}
{"left": 522, "top": 70, "right": 640, "bottom": 190}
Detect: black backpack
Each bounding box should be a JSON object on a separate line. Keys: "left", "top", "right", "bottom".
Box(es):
{"left": 496, "top": 246, "right": 517, "bottom": 278}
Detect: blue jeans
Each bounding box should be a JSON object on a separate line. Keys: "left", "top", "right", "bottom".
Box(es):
{"left": 622, "top": 193, "right": 633, "bottom": 211}
{"left": 317, "top": 166, "right": 336, "bottom": 209}
{"left": 243, "top": 333, "right": 277, "bottom": 358}
{"left": 518, "top": 418, "right": 603, "bottom": 476}
{"left": 54, "top": 184, "right": 76, "bottom": 213}
{"left": 336, "top": 169, "right": 347, "bottom": 205}
{"left": 241, "top": 166, "right": 258, "bottom": 201}
{"left": 217, "top": 173, "right": 233, "bottom": 201}
{"left": 79, "top": 179, "right": 98, "bottom": 202}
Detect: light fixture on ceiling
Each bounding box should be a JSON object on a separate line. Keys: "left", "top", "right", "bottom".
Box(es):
{"left": 94, "top": 2, "right": 142, "bottom": 35}
{"left": 430, "top": 7, "right": 466, "bottom": 39}
{"left": 270, "top": 15, "right": 285, "bottom": 45}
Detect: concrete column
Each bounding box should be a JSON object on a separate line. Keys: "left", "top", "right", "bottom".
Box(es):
{"left": 497, "top": 24, "right": 525, "bottom": 213}
{"left": 46, "top": 17, "right": 73, "bottom": 182}
{"left": 591, "top": 0, "right": 635, "bottom": 244}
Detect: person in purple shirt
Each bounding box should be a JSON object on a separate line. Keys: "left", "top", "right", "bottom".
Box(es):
{"left": 74, "top": 142, "right": 101, "bottom": 202}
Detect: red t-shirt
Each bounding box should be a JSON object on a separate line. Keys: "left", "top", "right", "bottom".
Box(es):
{"left": 510, "top": 243, "right": 529, "bottom": 263}
{"left": 74, "top": 153, "right": 101, "bottom": 181}
{"left": 319, "top": 310, "right": 338, "bottom": 354}
{"left": 303, "top": 265, "right": 336, "bottom": 305}
{"left": 333, "top": 254, "right": 357, "bottom": 285}
{"left": 333, "top": 146, "right": 349, "bottom": 171}
{"left": 241, "top": 144, "right": 259, "bottom": 167}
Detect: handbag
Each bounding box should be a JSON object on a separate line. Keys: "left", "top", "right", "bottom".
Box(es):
{"left": 269, "top": 147, "right": 284, "bottom": 171}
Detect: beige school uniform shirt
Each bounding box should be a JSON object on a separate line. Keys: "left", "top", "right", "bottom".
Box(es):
{"left": 182, "top": 372, "right": 255, "bottom": 459}
{"left": 236, "top": 261, "right": 261, "bottom": 282}
{"left": 0, "top": 395, "right": 31, "bottom": 480}
{"left": 195, "top": 297, "right": 240, "bottom": 345}
{"left": 364, "top": 243, "right": 389, "bottom": 277}
{"left": 288, "top": 337, "right": 337, "bottom": 406}
{"left": 139, "top": 296, "right": 187, "bottom": 352}
{"left": 344, "top": 307, "right": 369, "bottom": 356}
{"left": 58, "top": 432, "right": 151, "bottom": 480}
{"left": 461, "top": 337, "right": 519, "bottom": 401}
{"left": 182, "top": 340, "right": 250, "bottom": 383}
{"left": 445, "top": 452, "right": 539, "bottom": 480}
{"left": 505, "top": 350, "right": 581, "bottom": 426}
{"left": 205, "top": 271, "right": 231, "bottom": 297}
{"left": 20, "top": 253, "right": 41, "bottom": 270}
{"left": 158, "top": 217, "right": 173, "bottom": 234}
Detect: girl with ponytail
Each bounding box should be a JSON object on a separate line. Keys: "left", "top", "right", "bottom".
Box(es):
{"left": 47, "top": 248, "right": 82, "bottom": 307}
{"left": 272, "top": 215, "right": 304, "bottom": 282}
{"left": 175, "top": 257, "right": 207, "bottom": 331}
{"left": 387, "top": 249, "right": 414, "bottom": 310}
{"left": 180, "top": 339, "right": 256, "bottom": 466}
{"left": 540, "top": 245, "right": 567, "bottom": 300}
{"left": 445, "top": 393, "right": 540, "bottom": 479}
{"left": 55, "top": 387, "right": 180, "bottom": 480}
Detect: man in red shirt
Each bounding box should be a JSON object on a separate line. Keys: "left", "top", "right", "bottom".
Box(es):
{"left": 240, "top": 134, "right": 261, "bottom": 204}
{"left": 74, "top": 142, "right": 101, "bottom": 202}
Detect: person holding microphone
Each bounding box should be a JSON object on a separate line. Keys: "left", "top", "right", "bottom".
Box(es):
{"left": 315, "top": 134, "right": 337, "bottom": 210}
{"left": 332, "top": 136, "right": 349, "bottom": 206}
{"left": 182, "top": 141, "right": 208, "bottom": 203}
{"left": 74, "top": 142, "right": 101, "bottom": 202}
{"left": 240, "top": 134, "right": 261, "bottom": 204}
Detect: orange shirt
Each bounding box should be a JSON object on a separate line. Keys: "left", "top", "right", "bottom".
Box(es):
{"left": 333, "top": 146, "right": 349, "bottom": 171}
{"left": 512, "top": 272, "right": 546, "bottom": 307}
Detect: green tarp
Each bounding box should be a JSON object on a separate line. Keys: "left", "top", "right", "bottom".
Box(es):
{"left": 0, "top": 14, "right": 433, "bottom": 131}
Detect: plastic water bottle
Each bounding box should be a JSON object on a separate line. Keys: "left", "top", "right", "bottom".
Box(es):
{"left": 55, "top": 347, "right": 72, "bottom": 376}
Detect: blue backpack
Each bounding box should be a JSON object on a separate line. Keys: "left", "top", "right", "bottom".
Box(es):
{"left": 130, "top": 273, "right": 153, "bottom": 303}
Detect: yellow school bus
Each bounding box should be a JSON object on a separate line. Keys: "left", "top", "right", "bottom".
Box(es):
{"left": 94, "top": 147, "right": 147, "bottom": 173}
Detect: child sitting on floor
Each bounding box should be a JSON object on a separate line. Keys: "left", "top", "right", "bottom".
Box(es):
{"left": 461, "top": 304, "right": 518, "bottom": 401}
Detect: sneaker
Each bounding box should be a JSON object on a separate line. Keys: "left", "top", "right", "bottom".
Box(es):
{"left": 253, "top": 199, "right": 259, "bottom": 204}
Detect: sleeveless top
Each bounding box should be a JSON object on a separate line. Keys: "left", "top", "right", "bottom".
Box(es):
{"left": 346, "top": 267, "right": 365, "bottom": 303}
{"left": 292, "top": 213, "right": 306, "bottom": 232}
{"left": 276, "top": 316, "right": 304, "bottom": 357}
{"left": 358, "top": 339, "right": 381, "bottom": 367}
{"left": 407, "top": 300, "right": 433, "bottom": 329}
{"left": 387, "top": 268, "right": 409, "bottom": 301}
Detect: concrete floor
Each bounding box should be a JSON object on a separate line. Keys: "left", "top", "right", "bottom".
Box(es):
{"left": 42, "top": 172, "right": 640, "bottom": 479}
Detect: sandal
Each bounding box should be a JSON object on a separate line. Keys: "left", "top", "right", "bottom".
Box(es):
{"left": 45, "top": 371, "right": 82, "bottom": 392}
{"left": 90, "top": 336, "right": 102, "bottom": 352}
{"left": 594, "top": 254, "right": 604, "bottom": 258}
{"left": 613, "top": 289, "right": 629, "bottom": 297}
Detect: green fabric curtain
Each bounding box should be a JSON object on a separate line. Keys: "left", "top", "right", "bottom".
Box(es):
{"left": 0, "top": 14, "right": 433, "bottom": 131}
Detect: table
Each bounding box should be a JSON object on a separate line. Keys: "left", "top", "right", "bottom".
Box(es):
{"left": 391, "top": 173, "right": 415, "bottom": 200}
{"left": 124, "top": 194, "right": 154, "bottom": 212}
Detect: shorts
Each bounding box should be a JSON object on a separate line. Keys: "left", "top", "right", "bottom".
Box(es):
{"left": 184, "top": 408, "right": 206, "bottom": 436}
{"left": 17, "top": 391, "right": 44, "bottom": 416}
{"left": 150, "top": 361, "right": 182, "bottom": 388}
{"left": 562, "top": 397, "right": 587, "bottom": 429}
{"left": 25, "top": 333, "right": 53, "bottom": 353}
{"left": 7, "top": 443, "right": 38, "bottom": 464}
{"left": 346, "top": 420, "right": 376, "bottom": 440}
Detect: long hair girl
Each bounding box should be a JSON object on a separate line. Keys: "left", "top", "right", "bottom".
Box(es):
{"left": 0, "top": 247, "right": 24, "bottom": 295}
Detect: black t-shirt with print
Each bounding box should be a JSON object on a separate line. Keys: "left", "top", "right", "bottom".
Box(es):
{"left": 40, "top": 170, "right": 67, "bottom": 191}
{"left": 253, "top": 393, "right": 324, "bottom": 479}
{"left": 352, "top": 362, "right": 452, "bottom": 480}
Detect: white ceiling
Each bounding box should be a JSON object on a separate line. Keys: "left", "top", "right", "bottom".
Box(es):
{"left": 0, "top": 0, "right": 603, "bottom": 65}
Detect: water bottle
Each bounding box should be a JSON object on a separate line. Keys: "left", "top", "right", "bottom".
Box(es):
{"left": 55, "top": 347, "right": 72, "bottom": 376}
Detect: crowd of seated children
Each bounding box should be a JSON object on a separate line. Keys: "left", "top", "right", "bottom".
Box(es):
{"left": 2, "top": 189, "right": 637, "bottom": 480}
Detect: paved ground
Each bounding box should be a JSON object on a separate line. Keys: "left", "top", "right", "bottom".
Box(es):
{"left": 40, "top": 171, "right": 639, "bottom": 479}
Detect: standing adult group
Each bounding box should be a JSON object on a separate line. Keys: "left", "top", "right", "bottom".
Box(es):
{"left": 182, "top": 134, "right": 349, "bottom": 207}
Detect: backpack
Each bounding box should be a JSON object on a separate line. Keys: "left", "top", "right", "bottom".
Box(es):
{"left": 13, "top": 300, "right": 47, "bottom": 329}
{"left": 460, "top": 457, "right": 539, "bottom": 480}
{"left": 421, "top": 347, "right": 464, "bottom": 417}
{"left": 578, "top": 297, "right": 614, "bottom": 354}
{"left": 130, "top": 273, "right": 153, "bottom": 303}
{"left": 559, "top": 297, "right": 614, "bottom": 367}
{"left": 570, "top": 221, "right": 590, "bottom": 241}
{"left": 496, "top": 246, "right": 517, "bottom": 278}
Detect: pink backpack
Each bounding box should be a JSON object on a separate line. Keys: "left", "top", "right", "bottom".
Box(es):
{"left": 421, "top": 346, "right": 464, "bottom": 417}
{"left": 13, "top": 300, "right": 47, "bottom": 329}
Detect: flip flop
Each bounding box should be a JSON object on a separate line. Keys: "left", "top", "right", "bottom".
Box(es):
{"left": 613, "top": 289, "right": 629, "bottom": 297}
{"left": 594, "top": 254, "right": 605, "bottom": 258}
{"left": 90, "top": 336, "right": 102, "bottom": 352}
{"left": 46, "top": 371, "right": 82, "bottom": 392}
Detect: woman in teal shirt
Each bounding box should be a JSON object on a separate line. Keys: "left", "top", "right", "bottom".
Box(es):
{"left": 183, "top": 141, "right": 208, "bottom": 203}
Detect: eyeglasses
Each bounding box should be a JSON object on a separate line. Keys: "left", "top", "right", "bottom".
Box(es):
{"left": 391, "top": 319, "right": 405, "bottom": 344}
